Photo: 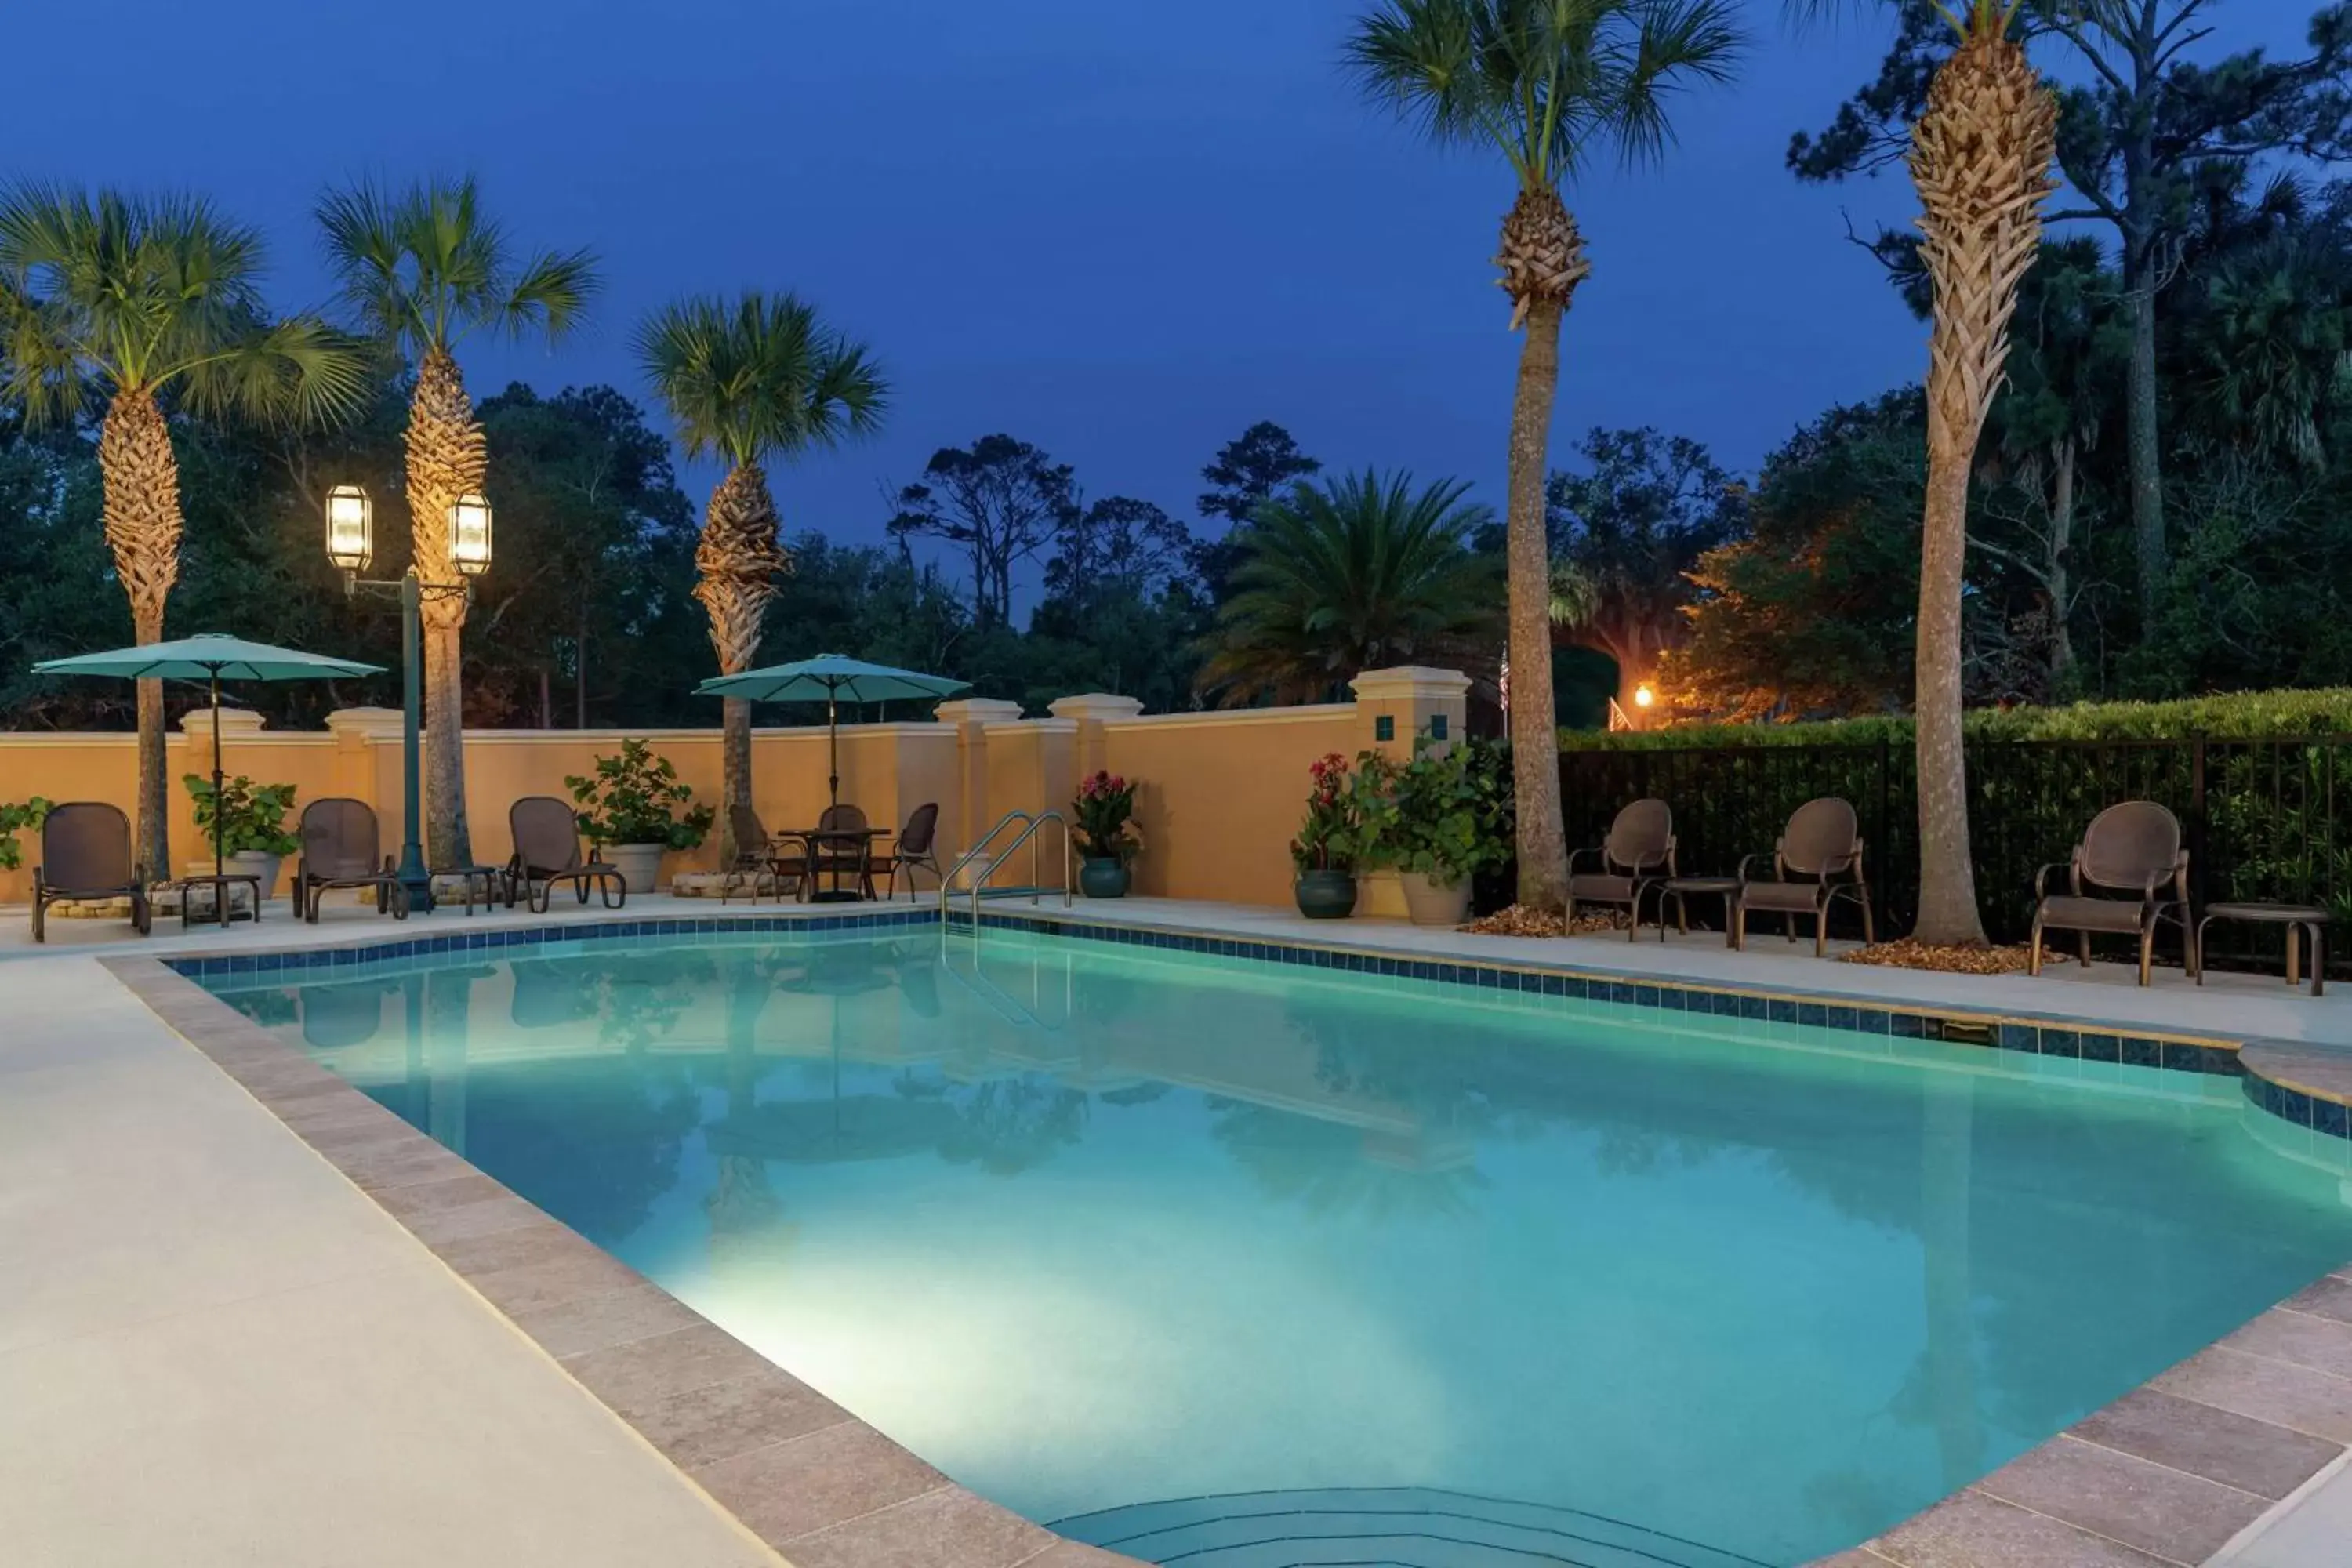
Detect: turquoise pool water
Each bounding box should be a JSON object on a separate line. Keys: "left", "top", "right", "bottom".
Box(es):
{"left": 208, "top": 929, "right": 2352, "bottom": 1566}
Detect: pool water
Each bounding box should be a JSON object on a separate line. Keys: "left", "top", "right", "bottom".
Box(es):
{"left": 209, "top": 929, "right": 2352, "bottom": 1566}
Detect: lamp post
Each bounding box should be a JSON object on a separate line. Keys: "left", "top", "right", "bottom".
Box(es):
{"left": 325, "top": 483, "right": 492, "bottom": 914}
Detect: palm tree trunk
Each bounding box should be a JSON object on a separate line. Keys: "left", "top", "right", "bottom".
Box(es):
{"left": 2123, "top": 267, "right": 2163, "bottom": 631}
{"left": 1507, "top": 296, "right": 1568, "bottom": 909}
{"left": 405, "top": 345, "right": 486, "bottom": 870}
{"left": 1907, "top": 28, "right": 2055, "bottom": 946}
{"left": 97, "top": 387, "right": 182, "bottom": 881}
{"left": 2047, "top": 438, "right": 2075, "bottom": 684}
{"left": 695, "top": 463, "right": 790, "bottom": 864}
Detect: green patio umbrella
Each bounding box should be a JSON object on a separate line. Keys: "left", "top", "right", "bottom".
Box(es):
{"left": 696, "top": 653, "right": 969, "bottom": 804}
{"left": 34, "top": 633, "right": 383, "bottom": 887}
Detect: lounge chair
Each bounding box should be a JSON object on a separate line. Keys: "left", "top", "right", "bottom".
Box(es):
{"left": 721, "top": 804, "right": 808, "bottom": 906}
{"left": 2030, "top": 800, "right": 2194, "bottom": 986}
{"left": 811, "top": 802, "right": 874, "bottom": 900}
{"left": 869, "top": 802, "right": 942, "bottom": 902}
{"left": 294, "top": 797, "right": 409, "bottom": 924}
{"left": 1567, "top": 799, "right": 1675, "bottom": 941}
{"left": 30, "top": 801, "right": 149, "bottom": 943}
{"left": 506, "top": 796, "right": 626, "bottom": 914}
{"left": 1733, "top": 797, "right": 1875, "bottom": 957}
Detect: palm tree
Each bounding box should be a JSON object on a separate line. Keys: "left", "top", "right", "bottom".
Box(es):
{"left": 1198, "top": 470, "right": 1503, "bottom": 705}
{"left": 0, "top": 185, "right": 367, "bottom": 879}
{"left": 1345, "top": 0, "right": 1744, "bottom": 910}
{"left": 1903, "top": 0, "right": 2057, "bottom": 945}
{"left": 634, "top": 292, "right": 887, "bottom": 855}
{"left": 318, "top": 176, "right": 597, "bottom": 870}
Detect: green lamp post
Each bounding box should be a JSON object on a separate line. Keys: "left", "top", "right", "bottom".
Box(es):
{"left": 324, "top": 483, "right": 492, "bottom": 913}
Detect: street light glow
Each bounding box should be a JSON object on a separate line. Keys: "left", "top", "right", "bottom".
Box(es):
{"left": 325, "top": 484, "right": 373, "bottom": 573}
{"left": 449, "top": 493, "right": 494, "bottom": 577}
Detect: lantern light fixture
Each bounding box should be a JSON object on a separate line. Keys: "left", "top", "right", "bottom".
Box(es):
{"left": 449, "top": 492, "right": 493, "bottom": 577}
{"left": 1634, "top": 683, "right": 1656, "bottom": 710}
{"left": 325, "top": 484, "right": 373, "bottom": 575}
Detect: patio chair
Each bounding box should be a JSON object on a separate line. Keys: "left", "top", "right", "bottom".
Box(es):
{"left": 2030, "top": 800, "right": 2195, "bottom": 986}
{"left": 30, "top": 801, "right": 149, "bottom": 943}
{"left": 869, "top": 802, "right": 942, "bottom": 902}
{"left": 294, "top": 797, "right": 409, "bottom": 924}
{"left": 1566, "top": 798, "right": 1675, "bottom": 941}
{"left": 506, "top": 796, "right": 627, "bottom": 914}
{"left": 812, "top": 802, "right": 874, "bottom": 899}
{"left": 721, "top": 804, "right": 808, "bottom": 906}
{"left": 1733, "top": 797, "right": 1875, "bottom": 958}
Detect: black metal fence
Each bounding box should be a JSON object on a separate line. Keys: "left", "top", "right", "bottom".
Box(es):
{"left": 1557, "top": 736, "right": 2352, "bottom": 972}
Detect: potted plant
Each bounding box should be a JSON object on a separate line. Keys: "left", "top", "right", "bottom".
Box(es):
{"left": 1072, "top": 770, "right": 1140, "bottom": 898}
{"left": 564, "top": 739, "right": 715, "bottom": 894}
{"left": 1370, "top": 736, "right": 1510, "bottom": 927}
{"left": 1290, "top": 752, "right": 1367, "bottom": 919}
{"left": 183, "top": 775, "right": 300, "bottom": 897}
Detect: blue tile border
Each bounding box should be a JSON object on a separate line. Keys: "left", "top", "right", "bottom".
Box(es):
{"left": 169, "top": 902, "right": 2351, "bottom": 1141}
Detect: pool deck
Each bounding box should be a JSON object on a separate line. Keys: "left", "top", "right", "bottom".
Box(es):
{"left": 5, "top": 888, "right": 2351, "bottom": 1567}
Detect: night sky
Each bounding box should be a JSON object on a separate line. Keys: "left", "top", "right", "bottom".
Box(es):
{"left": 2, "top": 0, "right": 2310, "bottom": 555}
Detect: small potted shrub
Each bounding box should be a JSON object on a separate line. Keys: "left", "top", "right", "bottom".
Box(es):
{"left": 565, "top": 739, "right": 715, "bottom": 894}
{"left": 1072, "top": 770, "right": 1140, "bottom": 898}
{"left": 1374, "top": 736, "right": 1510, "bottom": 927}
{"left": 1290, "top": 752, "right": 1366, "bottom": 919}
{"left": 183, "top": 775, "right": 300, "bottom": 896}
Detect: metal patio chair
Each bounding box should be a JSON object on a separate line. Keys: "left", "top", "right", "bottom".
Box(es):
{"left": 1566, "top": 798, "right": 1675, "bottom": 941}
{"left": 2029, "top": 800, "right": 2194, "bottom": 986}
{"left": 1732, "top": 797, "right": 1874, "bottom": 958}
{"left": 30, "top": 801, "right": 149, "bottom": 943}
{"left": 293, "top": 797, "right": 408, "bottom": 924}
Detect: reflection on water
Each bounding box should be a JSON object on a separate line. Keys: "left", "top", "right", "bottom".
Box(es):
{"left": 215, "top": 931, "right": 2352, "bottom": 1567}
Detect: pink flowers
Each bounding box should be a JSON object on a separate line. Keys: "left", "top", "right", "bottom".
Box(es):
{"left": 1078, "top": 770, "right": 1128, "bottom": 800}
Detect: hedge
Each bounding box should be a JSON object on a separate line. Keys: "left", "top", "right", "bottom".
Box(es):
{"left": 1560, "top": 687, "right": 2352, "bottom": 751}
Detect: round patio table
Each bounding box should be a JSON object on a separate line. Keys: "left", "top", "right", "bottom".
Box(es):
{"left": 1662, "top": 876, "right": 1741, "bottom": 949}
{"left": 2196, "top": 902, "right": 2330, "bottom": 996}
{"left": 795, "top": 827, "right": 886, "bottom": 903}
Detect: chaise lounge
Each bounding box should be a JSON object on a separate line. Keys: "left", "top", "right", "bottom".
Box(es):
{"left": 30, "top": 801, "right": 149, "bottom": 943}
{"left": 506, "top": 796, "right": 627, "bottom": 914}
{"left": 294, "top": 797, "right": 409, "bottom": 924}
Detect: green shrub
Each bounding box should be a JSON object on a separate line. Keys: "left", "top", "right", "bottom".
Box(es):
{"left": 0, "top": 797, "right": 54, "bottom": 871}
{"left": 564, "top": 739, "right": 715, "bottom": 849}
{"left": 1563, "top": 687, "right": 2352, "bottom": 751}
{"left": 183, "top": 775, "right": 300, "bottom": 855}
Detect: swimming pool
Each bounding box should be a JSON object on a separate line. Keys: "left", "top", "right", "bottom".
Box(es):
{"left": 205, "top": 926, "right": 2352, "bottom": 1566}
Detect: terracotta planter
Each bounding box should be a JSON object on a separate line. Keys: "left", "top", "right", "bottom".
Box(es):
{"left": 1294, "top": 868, "right": 1357, "bottom": 920}
{"left": 1399, "top": 871, "right": 1471, "bottom": 928}
{"left": 604, "top": 843, "right": 666, "bottom": 895}
{"left": 1079, "top": 858, "right": 1131, "bottom": 898}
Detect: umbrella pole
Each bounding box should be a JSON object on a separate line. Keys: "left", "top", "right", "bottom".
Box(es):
{"left": 828, "top": 692, "right": 840, "bottom": 807}
{"left": 209, "top": 669, "right": 225, "bottom": 884}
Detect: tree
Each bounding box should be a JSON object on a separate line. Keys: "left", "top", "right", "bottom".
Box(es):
{"left": 318, "top": 175, "right": 598, "bottom": 870}
{"left": 1198, "top": 470, "right": 1504, "bottom": 704}
{"left": 1544, "top": 427, "right": 1748, "bottom": 719}
{"left": 1195, "top": 421, "right": 1323, "bottom": 604}
{"left": 1345, "top": 0, "right": 1744, "bottom": 909}
{"left": 887, "top": 434, "right": 1079, "bottom": 627}
{"left": 634, "top": 292, "right": 887, "bottom": 854}
{"left": 1046, "top": 495, "right": 1196, "bottom": 605}
{"left": 1794, "top": 0, "right": 2352, "bottom": 632}
{"left": 1, "top": 185, "right": 366, "bottom": 877}
{"left": 1904, "top": 0, "right": 2060, "bottom": 946}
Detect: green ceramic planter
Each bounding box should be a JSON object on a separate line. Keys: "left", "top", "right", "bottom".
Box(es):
{"left": 1294, "top": 868, "right": 1358, "bottom": 920}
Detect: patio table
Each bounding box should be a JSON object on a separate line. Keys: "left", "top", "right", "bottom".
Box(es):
{"left": 180, "top": 871, "right": 263, "bottom": 931}
{"left": 1661, "top": 876, "right": 1740, "bottom": 949}
{"left": 792, "top": 827, "right": 886, "bottom": 903}
{"left": 2196, "top": 902, "right": 2330, "bottom": 996}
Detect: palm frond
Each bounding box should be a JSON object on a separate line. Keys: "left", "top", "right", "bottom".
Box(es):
{"left": 179, "top": 314, "right": 373, "bottom": 430}
{"left": 634, "top": 290, "right": 887, "bottom": 470}
{"left": 499, "top": 246, "right": 600, "bottom": 344}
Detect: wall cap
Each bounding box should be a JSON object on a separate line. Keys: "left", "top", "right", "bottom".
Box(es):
{"left": 985, "top": 717, "right": 1080, "bottom": 737}
{"left": 325, "top": 706, "right": 405, "bottom": 741}
{"left": 1348, "top": 666, "right": 1472, "bottom": 702}
{"left": 935, "top": 698, "right": 1024, "bottom": 725}
{"left": 1102, "top": 703, "right": 1356, "bottom": 731}
{"left": 1047, "top": 693, "right": 1145, "bottom": 722}
{"left": 179, "top": 707, "right": 269, "bottom": 735}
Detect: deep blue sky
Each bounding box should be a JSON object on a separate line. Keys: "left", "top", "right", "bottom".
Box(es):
{"left": 5, "top": 0, "right": 2309, "bottom": 558}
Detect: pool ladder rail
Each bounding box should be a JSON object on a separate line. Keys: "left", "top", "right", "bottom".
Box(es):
{"left": 940, "top": 809, "right": 1073, "bottom": 939}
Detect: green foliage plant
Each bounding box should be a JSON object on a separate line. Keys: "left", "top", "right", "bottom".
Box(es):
{"left": 1360, "top": 735, "right": 1515, "bottom": 887}
{"left": 1072, "top": 769, "right": 1141, "bottom": 864}
{"left": 0, "top": 797, "right": 54, "bottom": 871}
{"left": 564, "top": 739, "right": 715, "bottom": 849}
{"left": 1292, "top": 752, "right": 1372, "bottom": 873}
{"left": 182, "top": 775, "right": 301, "bottom": 856}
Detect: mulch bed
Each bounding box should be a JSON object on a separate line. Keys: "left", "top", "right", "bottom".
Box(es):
{"left": 1837, "top": 938, "right": 2059, "bottom": 975}
{"left": 1458, "top": 904, "right": 1628, "bottom": 938}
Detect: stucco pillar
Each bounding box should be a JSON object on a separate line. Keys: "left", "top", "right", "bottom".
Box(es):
{"left": 325, "top": 707, "right": 405, "bottom": 822}
{"left": 1047, "top": 692, "right": 1144, "bottom": 779}
{"left": 1348, "top": 666, "right": 1472, "bottom": 760}
{"left": 934, "top": 697, "right": 1021, "bottom": 862}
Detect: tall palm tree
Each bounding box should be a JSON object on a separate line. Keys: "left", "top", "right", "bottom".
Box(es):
{"left": 1904, "top": 0, "right": 2057, "bottom": 945}
{"left": 1345, "top": 0, "right": 1744, "bottom": 910}
{"left": 0, "top": 185, "right": 367, "bottom": 879}
{"left": 634, "top": 292, "right": 887, "bottom": 855}
{"left": 318, "top": 176, "right": 597, "bottom": 870}
{"left": 1199, "top": 470, "right": 1503, "bottom": 705}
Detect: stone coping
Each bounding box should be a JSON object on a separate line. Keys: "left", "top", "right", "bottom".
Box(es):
{"left": 134, "top": 902, "right": 2352, "bottom": 1566}
{"left": 102, "top": 956, "right": 1138, "bottom": 1568}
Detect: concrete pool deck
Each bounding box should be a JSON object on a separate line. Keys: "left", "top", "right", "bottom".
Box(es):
{"left": 5, "top": 887, "right": 2351, "bottom": 1566}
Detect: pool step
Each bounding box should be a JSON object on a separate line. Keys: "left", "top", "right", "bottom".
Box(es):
{"left": 1051, "top": 1487, "right": 1772, "bottom": 1568}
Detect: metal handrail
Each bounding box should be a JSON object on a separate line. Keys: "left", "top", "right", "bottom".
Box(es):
{"left": 941, "top": 808, "right": 1071, "bottom": 939}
